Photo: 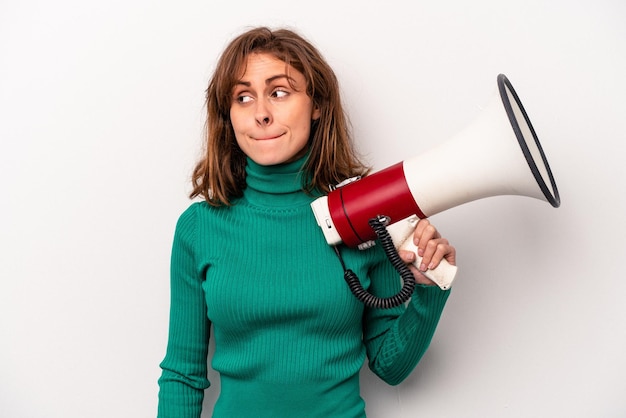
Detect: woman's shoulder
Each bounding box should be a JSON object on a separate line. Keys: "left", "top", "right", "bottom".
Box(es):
{"left": 176, "top": 199, "right": 233, "bottom": 227}
{"left": 172, "top": 201, "right": 220, "bottom": 242}
{"left": 178, "top": 200, "right": 217, "bottom": 219}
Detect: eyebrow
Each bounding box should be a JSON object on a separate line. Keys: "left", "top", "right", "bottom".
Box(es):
{"left": 235, "top": 74, "right": 296, "bottom": 87}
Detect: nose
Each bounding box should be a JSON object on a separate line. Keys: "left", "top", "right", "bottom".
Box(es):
{"left": 255, "top": 99, "right": 272, "bottom": 126}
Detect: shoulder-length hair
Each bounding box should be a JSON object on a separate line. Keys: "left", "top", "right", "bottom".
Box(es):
{"left": 190, "top": 26, "right": 370, "bottom": 206}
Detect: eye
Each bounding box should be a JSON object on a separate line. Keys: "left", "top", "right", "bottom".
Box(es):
{"left": 235, "top": 94, "right": 253, "bottom": 104}
{"left": 271, "top": 89, "right": 289, "bottom": 99}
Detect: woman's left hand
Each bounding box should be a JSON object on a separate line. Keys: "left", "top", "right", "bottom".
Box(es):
{"left": 398, "top": 219, "right": 456, "bottom": 286}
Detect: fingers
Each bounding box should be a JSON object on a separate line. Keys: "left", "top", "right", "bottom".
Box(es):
{"left": 412, "top": 219, "right": 456, "bottom": 271}
{"left": 398, "top": 248, "right": 416, "bottom": 264}
{"left": 413, "top": 218, "right": 440, "bottom": 246}
{"left": 398, "top": 249, "right": 435, "bottom": 285}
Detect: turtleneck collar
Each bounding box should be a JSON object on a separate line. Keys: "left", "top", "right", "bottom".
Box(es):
{"left": 243, "top": 153, "right": 318, "bottom": 208}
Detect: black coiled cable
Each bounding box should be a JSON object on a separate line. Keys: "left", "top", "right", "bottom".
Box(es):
{"left": 333, "top": 216, "right": 416, "bottom": 309}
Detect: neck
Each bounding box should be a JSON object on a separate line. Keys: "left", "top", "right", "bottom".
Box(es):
{"left": 243, "top": 154, "right": 317, "bottom": 207}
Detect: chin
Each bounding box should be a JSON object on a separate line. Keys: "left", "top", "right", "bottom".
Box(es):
{"left": 249, "top": 149, "right": 307, "bottom": 166}
{"left": 249, "top": 155, "right": 292, "bottom": 166}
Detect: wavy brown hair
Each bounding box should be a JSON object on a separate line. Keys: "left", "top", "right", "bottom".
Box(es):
{"left": 190, "top": 26, "right": 370, "bottom": 206}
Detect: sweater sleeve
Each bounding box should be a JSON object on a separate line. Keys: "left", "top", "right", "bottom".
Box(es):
{"left": 363, "top": 256, "right": 450, "bottom": 386}
{"left": 158, "top": 204, "right": 211, "bottom": 417}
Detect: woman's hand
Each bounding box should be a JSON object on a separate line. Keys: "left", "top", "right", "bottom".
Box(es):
{"left": 398, "top": 219, "right": 456, "bottom": 286}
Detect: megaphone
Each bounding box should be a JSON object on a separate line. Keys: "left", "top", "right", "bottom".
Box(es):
{"left": 311, "top": 74, "right": 560, "bottom": 302}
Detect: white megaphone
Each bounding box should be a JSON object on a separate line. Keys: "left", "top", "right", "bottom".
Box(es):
{"left": 311, "top": 74, "right": 560, "bottom": 297}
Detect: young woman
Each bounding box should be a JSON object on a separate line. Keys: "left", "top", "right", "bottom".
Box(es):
{"left": 157, "top": 26, "right": 456, "bottom": 418}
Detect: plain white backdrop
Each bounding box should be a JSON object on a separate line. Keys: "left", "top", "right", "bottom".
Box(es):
{"left": 1, "top": 0, "right": 625, "bottom": 417}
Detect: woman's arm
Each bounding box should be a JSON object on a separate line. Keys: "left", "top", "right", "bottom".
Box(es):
{"left": 363, "top": 219, "right": 454, "bottom": 385}
{"left": 158, "top": 204, "right": 211, "bottom": 417}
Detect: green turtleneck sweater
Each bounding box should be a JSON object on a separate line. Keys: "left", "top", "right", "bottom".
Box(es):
{"left": 157, "top": 155, "right": 450, "bottom": 418}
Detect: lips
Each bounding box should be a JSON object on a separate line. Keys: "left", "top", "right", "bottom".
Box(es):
{"left": 253, "top": 132, "right": 286, "bottom": 141}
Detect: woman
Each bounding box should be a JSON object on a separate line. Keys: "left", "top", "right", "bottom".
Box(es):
{"left": 158, "top": 26, "right": 456, "bottom": 418}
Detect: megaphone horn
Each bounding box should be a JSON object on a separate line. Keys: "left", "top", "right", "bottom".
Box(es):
{"left": 311, "top": 74, "right": 560, "bottom": 298}
{"left": 403, "top": 73, "right": 560, "bottom": 217}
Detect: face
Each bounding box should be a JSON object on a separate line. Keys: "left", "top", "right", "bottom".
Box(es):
{"left": 230, "top": 53, "right": 321, "bottom": 166}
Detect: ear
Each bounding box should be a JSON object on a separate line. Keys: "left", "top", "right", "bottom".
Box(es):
{"left": 312, "top": 104, "right": 321, "bottom": 121}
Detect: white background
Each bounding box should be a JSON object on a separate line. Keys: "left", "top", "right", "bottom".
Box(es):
{"left": 1, "top": 0, "right": 625, "bottom": 417}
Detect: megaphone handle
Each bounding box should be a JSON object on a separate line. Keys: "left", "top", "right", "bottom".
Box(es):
{"left": 387, "top": 215, "right": 457, "bottom": 290}
{"left": 398, "top": 238, "right": 457, "bottom": 290}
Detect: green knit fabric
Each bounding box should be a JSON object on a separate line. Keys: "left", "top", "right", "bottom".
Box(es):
{"left": 157, "top": 154, "right": 450, "bottom": 418}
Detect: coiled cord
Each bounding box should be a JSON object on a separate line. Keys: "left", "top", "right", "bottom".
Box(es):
{"left": 334, "top": 216, "right": 416, "bottom": 309}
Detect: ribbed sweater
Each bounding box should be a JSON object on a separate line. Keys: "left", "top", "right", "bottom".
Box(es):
{"left": 157, "top": 154, "right": 450, "bottom": 418}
